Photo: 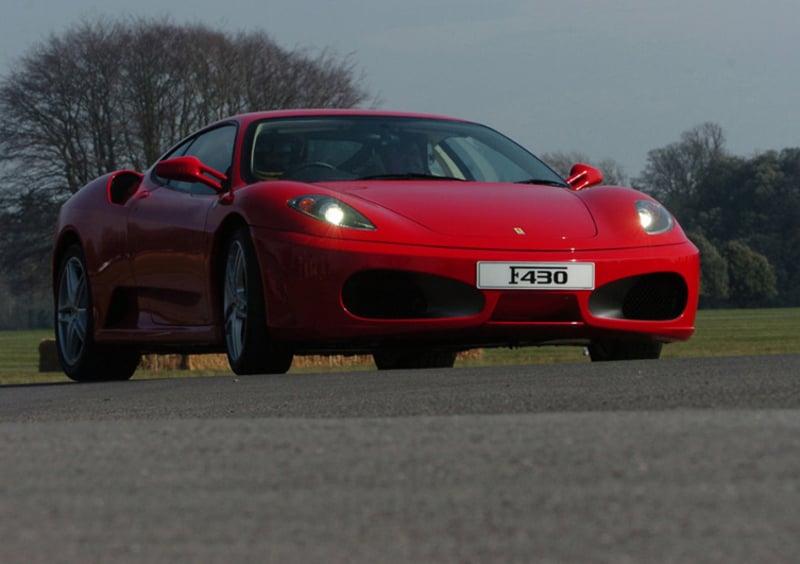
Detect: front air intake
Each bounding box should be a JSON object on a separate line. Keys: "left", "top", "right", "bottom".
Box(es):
{"left": 342, "top": 270, "right": 484, "bottom": 319}
{"left": 589, "top": 273, "right": 688, "bottom": 321}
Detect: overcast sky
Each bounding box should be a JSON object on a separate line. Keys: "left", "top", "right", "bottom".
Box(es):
{"left": 2, "top": 0, "right": 798, "bottom": 178}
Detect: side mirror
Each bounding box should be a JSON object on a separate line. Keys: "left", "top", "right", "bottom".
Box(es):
{"left": 155, "top": 156, "right": 227, "bottom": 191}
{"left": 566, "top": 163, "right": 603, "bottom": 191}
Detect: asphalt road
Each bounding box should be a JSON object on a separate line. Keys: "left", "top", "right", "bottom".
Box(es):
{"left": 2, "top": 355, "right": 799, "bottom": 563}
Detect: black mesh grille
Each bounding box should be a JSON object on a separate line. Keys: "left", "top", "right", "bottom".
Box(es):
{"left": 622, "top": 273, "right": 688, "bottom": 320}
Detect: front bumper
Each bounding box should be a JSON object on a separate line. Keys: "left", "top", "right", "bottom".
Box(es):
{"left": 252, "top": 228, "right": 699, "bottom": 352}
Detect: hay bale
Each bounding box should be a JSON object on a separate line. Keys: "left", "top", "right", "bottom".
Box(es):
{"left": 38, "top": 339, "right": 61, "bottom": 372}
{"left": 186, "top": 354, "right": 229, "bottom": 370}
{"left": 293, "top": 354, "right": 374, "bottom": 368}
{"left": 139, "top": 354, "right": 188, "bottom": 370}
{"left": 456, "top": 348, "right": 483, "bottom": 362}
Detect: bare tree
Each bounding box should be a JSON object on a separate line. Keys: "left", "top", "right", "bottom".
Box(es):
{"left": 1, "top": 16, "right": 373, "bottom": 193}
{"left": 119, "top": 21, "right": 204, "bottom": 167}
{"left": 635, "top": 122, "right": 727, "bottom": 204}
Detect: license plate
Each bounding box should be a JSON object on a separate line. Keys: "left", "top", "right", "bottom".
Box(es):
{"left": 477, "top": 262, "right": 595, "bottom": 290}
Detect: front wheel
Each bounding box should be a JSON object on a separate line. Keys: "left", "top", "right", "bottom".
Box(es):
{"left": 55, "top": 245, "right": 139, "bottom": 381}
{"left": 373, "top": 349, "right": 457, "bottom": 370}
{"left": 223, "top": 228, "right": 293, "bottom": 375}
{"left": 587, "top": 339, "right": 663, "bottom": 362}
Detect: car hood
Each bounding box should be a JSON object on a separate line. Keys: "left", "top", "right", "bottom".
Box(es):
{"left": 335, "top": 181, "right": 597, "bottom": 243}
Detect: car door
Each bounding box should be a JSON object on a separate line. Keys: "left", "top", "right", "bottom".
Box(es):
{"left": 127, "top": 124, "right": 237, "bottom": 327}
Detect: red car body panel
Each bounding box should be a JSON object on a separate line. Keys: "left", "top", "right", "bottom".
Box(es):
{"left": 53, "top": 110, "right": 699, "bottom": 359}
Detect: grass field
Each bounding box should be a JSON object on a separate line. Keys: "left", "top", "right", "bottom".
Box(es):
{"left": 2, "top": 308, "right": 799, "bottom": 385}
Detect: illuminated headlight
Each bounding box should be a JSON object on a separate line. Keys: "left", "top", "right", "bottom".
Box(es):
{"left": 288, "top": 195, "right": 375, "bottom": 230}
{"left": 636, "top": 200, "right": 674, "bottom": 235}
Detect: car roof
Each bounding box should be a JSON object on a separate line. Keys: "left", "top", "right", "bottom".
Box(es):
{"left": 227, "top": 109, "right": 471, "bottom": 128}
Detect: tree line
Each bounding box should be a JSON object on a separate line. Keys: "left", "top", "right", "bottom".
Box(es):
{"left": 0, "top": 18, "right": 796, "bottom": 329}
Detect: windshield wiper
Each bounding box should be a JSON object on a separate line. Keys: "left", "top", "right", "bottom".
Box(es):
{"left": 356, "top": 173, "right": 466, "bottom": 181}
{"left": 515, "top": 178, "right": 569, "bottom": 187}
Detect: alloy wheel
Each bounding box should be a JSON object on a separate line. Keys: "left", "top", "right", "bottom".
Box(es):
{"left": 56, "top": 256, "right": 89, "bottom": 367}
{"left": 224, "top": 240, "right": 248, "bottom": 362}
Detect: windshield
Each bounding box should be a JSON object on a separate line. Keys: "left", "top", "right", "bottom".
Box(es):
{"left": 243, "top": 115, "right": 566, "bottom": 185}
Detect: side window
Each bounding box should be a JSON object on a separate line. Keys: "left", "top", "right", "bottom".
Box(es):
{"left": 164, "top": 124, "right": 237, "bottom": 194}
{"left": 161, "top": 138, "right": 193, "bottom": 161}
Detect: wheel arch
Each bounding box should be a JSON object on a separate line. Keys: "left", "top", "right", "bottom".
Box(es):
{"left": 51, "top": 230, "right": 83, "bottom": 293}
{"left": 210, "top": 214, "right": 251, "bottom": 324}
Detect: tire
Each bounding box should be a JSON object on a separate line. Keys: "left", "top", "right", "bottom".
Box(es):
{"left": 54, "top": 245, "right": 139, "bottom": 381}
{"left": 587, "top": 339, "right": 663, "bottom": 362}
{"left": 373, "top": 349, "right": 457, "bottom": 370}
{"left": 223, "top": 228, "right": 293, "bottom": 375}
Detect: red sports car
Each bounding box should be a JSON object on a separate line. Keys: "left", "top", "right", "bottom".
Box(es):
{"left": 53, "top": 110, "right": 699, "bottom": 381}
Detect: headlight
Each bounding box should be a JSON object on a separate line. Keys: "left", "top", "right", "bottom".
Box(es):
{"left": 636, "top": 200, "right": 674, "bottom": 235}
{"left": 288, "top": 195, "right": 376, "bottom": 230}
